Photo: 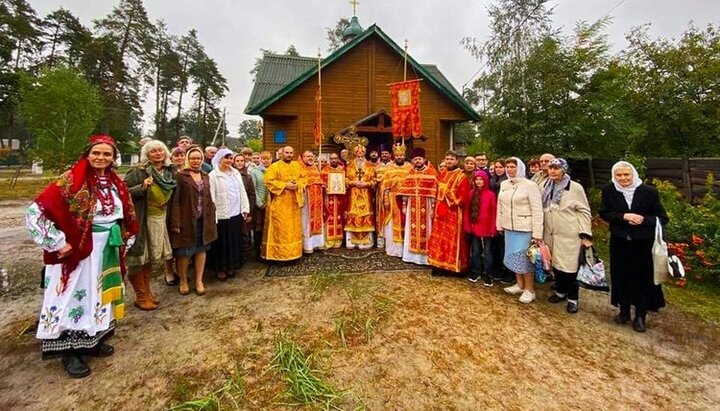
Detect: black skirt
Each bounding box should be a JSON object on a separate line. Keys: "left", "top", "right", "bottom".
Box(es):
{"left": 609, "top": 235, "right": 666, "bottom": 312}
{"left": 209, "top": 215, "right": 244, "bottom": 272}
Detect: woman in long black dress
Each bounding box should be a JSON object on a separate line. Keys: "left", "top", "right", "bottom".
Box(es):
{"left": 599, "top": 161, "right": 669, "bottom": 332}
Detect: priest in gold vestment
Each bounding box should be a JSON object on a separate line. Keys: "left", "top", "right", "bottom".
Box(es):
{"left": 345, "top": 144, "right": 377, "bottom": 250}
{"left": 261, "top": 146, "right": 307, "bottom": 261}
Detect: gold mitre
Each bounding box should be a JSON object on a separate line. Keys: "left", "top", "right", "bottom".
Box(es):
{"left": 392, "top": 142, "right": 407, "bottom": 156}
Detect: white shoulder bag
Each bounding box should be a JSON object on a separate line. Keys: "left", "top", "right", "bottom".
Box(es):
{"left": 652, "top": 216, "right": 670, "bottom": 285}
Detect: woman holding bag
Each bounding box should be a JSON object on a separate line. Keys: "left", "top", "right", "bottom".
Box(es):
{"left": 599, "top": 161, "right": 668, "bottom": 332}
{"left": 541, "top": 158, "right": 593, "bottom": 314}
{"left": 496, "top": 157, "right": 544, "bottom": 304}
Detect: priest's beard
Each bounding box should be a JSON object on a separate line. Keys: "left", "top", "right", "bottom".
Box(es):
{"left": 395, "top": 159, "right": 405, "bottom": 166}
{"left": 447, "top": 165, "right": 458, "bottom": 171}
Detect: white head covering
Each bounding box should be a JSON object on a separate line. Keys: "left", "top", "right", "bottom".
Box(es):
{"left": 611, "top": 160, "right": 642, "bottom": 208}
{"left": 212, "top": 148, "right": 235, "bottom": 171}
{"left": 507, "top": 157, "right": 527, "bottom": 182}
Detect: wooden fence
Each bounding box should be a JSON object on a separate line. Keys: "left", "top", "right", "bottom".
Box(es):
{"left": 568, "top": 158, "right": 720, "bottom": 199}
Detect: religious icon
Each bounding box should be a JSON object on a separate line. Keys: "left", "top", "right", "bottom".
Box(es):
{"left": 398, "top": 89, "right": 412, "bottom": 106}
{"left": 326, "top": 169, "right": 346, "bottom": 195}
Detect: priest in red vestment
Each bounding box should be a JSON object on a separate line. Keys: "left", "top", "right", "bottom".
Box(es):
{"left": 321, "top": 152, "right": 346, "bottom": 249}
{"left": 299, "top": 150, "right": 325, "bottom": 253}
{"left": 428, "top": 150, "right": 470, "bottom": 274}
{"left": 378, "top": 143, "right": 411, "bottom": 257}
{"left": 397, "top": 148, "right": 438, "bottom": 266}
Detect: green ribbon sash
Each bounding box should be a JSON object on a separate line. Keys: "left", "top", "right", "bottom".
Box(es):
{"left": 92, "top": 223, "right": 125, "bottom": 319}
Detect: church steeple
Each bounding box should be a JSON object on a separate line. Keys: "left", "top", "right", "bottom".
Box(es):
{"left": 342, "top": 0, "right": 363, "bottom": 43}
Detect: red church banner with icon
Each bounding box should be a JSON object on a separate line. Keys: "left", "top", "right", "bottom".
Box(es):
{"left": 389, "top": 79, "right": 422, "bottom": 139}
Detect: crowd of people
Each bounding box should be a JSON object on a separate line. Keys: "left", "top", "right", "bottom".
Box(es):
{"left": 26, "top": 134, "right": 669, "bottom": 378}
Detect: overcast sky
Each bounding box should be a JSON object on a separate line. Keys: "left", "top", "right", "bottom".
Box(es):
{"left": 31, "top": 0, "right": 720, "bottom": 136}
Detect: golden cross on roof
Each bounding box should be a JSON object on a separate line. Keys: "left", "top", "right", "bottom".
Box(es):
{"left": 350, "top": 0, "right": 359, "bottom": 16}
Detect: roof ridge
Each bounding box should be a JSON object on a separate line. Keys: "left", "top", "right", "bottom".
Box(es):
{"left": 246, "top": 23, "right": 479, "bottom": 121}
{"left": 263, "top": 53, "right": 317, "bottom": 61}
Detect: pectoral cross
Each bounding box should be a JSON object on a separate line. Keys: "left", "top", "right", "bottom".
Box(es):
{"left": 350, "top": 0, "right": 359, "bottom": 16}
{"left": 356, "top": 167, "right": 365, "bottom": 181}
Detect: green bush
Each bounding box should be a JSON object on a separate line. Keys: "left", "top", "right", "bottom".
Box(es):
{"left": 654, "top": 177, "right": 720, "bottom": 284}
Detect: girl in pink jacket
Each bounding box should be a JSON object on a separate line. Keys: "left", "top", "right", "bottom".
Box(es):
{"left": 463, "top": 170, "right": 498, "bottom": 286}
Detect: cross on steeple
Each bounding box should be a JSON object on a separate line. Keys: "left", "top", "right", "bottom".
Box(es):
{"left": 350, "top": 0, "right": 359, "bottom": 16}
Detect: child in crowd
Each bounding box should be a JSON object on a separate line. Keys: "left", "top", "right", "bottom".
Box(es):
{"left": 463, "top": 170, "right": 498, "bottom": 286}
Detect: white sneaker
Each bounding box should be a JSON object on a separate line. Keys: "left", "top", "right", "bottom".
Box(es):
{"left": 504, "top": 284, "right": 524, "bottom": 295}
{"left": 519, "top": 290, "right": 536, "bottom": 304}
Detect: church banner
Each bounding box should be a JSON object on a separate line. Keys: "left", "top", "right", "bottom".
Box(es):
{"left": 389, "top": 79, "right": 422, "bottom": 139}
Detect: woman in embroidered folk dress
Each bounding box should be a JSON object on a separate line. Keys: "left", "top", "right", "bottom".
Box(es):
{"left": 26, "top": 135, "right": 139, "bottom": 378}
{"left": 208, "top": 149, "right": 250, "bottom": 280}
{"left": 496, "top": 157, "right": 544, "bottom": 304}
{"left": 599, "top": 161, "right": 668, "bottom": 332}
{"left": 169, "top": 147, "right": 217, "bottom": 295}
{"left": 124, "top": 140, "right": 177, "bottom": 310}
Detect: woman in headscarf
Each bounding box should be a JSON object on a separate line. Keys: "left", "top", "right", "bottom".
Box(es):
{"left": 463, "top": 170, "right": 497, "bottom": 286}
{"left": 25, "top": 135, "right": 139, "bottom": 378}
{"left": 599, "top": 161, "right": 668, "bottom": 332}
{"left": 169, "top": 146, "right": 217, "bottom": 295}
{"left": 541, "top": 158, "right": 592, "bottom": 314}
{"left": 123, "top": 140, "right": 176, "bottom": 310}
{"left": 496, "top": 157, "right": 543, "bottom": 303}
{"left": 208, "top": 148, "right": 250, "bottom": 280}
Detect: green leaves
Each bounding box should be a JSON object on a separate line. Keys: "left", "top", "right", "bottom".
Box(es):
{"left": 19, "top": 66, "right": 102, "bottom": 171}
{"left": 464, "top": 1, "right": 720, "bottom": 158}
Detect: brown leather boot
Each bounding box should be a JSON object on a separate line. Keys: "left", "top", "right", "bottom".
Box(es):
{"left": 128, "top": 272, "right": 157, "bottom": 310}
{"left": 144, "top": 267, "right": 160, "bottom": 305}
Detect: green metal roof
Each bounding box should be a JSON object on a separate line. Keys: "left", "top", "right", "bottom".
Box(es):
{"left": 245, "top": 24, "right": 481, "bottom": 121}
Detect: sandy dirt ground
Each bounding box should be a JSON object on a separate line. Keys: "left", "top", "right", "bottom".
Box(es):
{"left": 0, "top": 199, "right": 719, "bottom": 410}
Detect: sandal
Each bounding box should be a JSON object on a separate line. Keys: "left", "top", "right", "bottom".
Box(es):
{"left": 179, "top": 283, "right": 190, "bottom": 295}
{"left": 165, "top": 273, "right": 180, "bottom": 286}
{"left": 196, "top": 283, "right": 206, "bottom": 296}
{"left": 217, "top": 271, "right": 228, "bottom": 281}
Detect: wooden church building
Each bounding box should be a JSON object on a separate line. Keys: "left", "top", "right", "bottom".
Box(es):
{"left": 245, "top": 17, "right": 480, "bottom": 164}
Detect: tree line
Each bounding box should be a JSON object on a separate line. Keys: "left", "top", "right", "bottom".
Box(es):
{"left": 461, "top": 0, "right": 720, "bottom": 159}
{"left": 1, "top": 0, "right": 228, "bottom": 163}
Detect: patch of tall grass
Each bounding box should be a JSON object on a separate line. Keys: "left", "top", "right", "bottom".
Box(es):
{"left": 270, "top": 336, "right": 345, "bottom": 409}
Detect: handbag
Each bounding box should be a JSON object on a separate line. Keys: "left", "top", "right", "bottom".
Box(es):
{"left": 527, "top": 242, "right": 547, "bottom": 284}
{"left": 576, "top": 245, "right": 609, "bottom": 291}
{"left": 652, "top": 216, "right": 670, "bottom": 285}
{"left": 538, "top": 242, "right": 552, "bottom": 271}
{"left": 667, "top": 254, "right": 686, "bottom": 279}
{"left": 534, "top": 253, "right": 547, "bottom": 284}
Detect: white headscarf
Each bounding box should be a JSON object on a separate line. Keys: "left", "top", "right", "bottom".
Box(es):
{"left": 212, "top": 148, "right": 235, "bottom": 171}
{"left": 611, "top": 161, "right": 642, "bottom": 208}
{"left": 507, "top": 157, "right": 527, "bottom": 182}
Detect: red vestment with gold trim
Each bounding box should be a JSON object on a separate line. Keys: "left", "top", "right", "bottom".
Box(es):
{"left": 321, "top": 164, "right": 346, "bottom": 248}
{"left": 428, "top": 167, "right": 469, "bottom": 273}
{"left": 397, "top": 166, "right": 437, "bottom": 254}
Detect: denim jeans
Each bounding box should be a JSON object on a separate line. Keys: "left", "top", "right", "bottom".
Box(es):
{"left": 470, "top": 235, "right": 493, "bottom": 275}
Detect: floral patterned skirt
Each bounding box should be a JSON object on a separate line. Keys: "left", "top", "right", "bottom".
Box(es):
{"left": 37, "top": 229, "right": 117, "bottom": 357}
{"left": 503, "top": 230, "right": 533, "bottom": 274}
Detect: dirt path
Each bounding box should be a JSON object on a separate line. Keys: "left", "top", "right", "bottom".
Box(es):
{"left": 0, "top": 201, "right": 718, "bottom": 410}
